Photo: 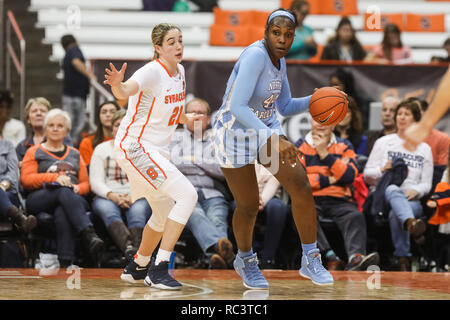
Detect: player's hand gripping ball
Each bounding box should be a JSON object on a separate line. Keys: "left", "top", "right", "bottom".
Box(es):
{"left": 309, "top": 87, "right": 348, "bottom": 126}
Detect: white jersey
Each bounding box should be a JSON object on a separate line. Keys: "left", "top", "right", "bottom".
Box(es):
{"left": 115, "top": 59, "right": 186, "bottom": 157}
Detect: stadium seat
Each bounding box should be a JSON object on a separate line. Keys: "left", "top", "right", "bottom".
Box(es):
{"left": 319, "top": 0, "right": 358, "bottom": 16}
{"left": 209, "top": 24, "right": 264, "bottom": 46}
{"left": 28, "top": 1, "right": 450, "bottom": 63}
{"left": 29, "top": 0, "right": 143, "bottom": 10}
{"left": 405, "top": 13, "right": 446, "bottom": 32}
{"left": 213, "top": 8, "right": 255, "bottom": 26}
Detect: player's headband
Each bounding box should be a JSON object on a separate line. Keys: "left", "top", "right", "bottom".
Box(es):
{"left": 267, "top": 11, "right": 296, "bottom": 24}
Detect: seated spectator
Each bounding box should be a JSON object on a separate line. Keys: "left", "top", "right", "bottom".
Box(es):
{"left": 296, "top": 118, "right": 379, "bottom": 271}
{"left": 364, "top": 100, "right": 433, "bottom": 271}
{"left": 16, "top": 97, "right": 72, "bottom": 165}
{"left": 286, "top": 0, "right": 317, "bottom": 61}
{"left": 334, "top": 96, "right": 368, "bottom": 157}
{"left": 90, "top": 109, "right": 151, "bottom": 261}
{"left": 0, "top": 135, "right": 36, "bottom": 232}
{"left": 329, "top": 68, "right": 371, "bottom": 130}
{"left": 0, "top": 90, "right": 26, "bottom": 147}
{"left": 404, "top": 97, "right": 449, "bottom": 193}
{"left": 21, "top": 108, "right": 104, "bottom": 267}
{"left": 409, "top": 98, "right": 449, "bottom": 167}
{"left": 365, "top": 96, "right": 399, "bottom": 156}
{"left": 254, "top": 163, "right": 289, "bottom": 269}
{"left": 320, "top": 17, "right": 366, "bottom": 62}
{"left": 365, "top": 23, "right": 412, "bottom": 64}
{"left": 431, "top": 37, "right": 450, "bottom": 63}
{"left": 170, "top": 97, "right": 234, "bottom": 269}
{"left": 79, "top": 101, "right": 120, "bottom": 168}
{"left": 426, "top": 151, "right": 449, "bottom": 272}
{"left": 427, "top": 152, "right": 450, "bottom": 227}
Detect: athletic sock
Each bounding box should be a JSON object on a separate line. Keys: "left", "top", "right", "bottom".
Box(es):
{"left": 134, "top": 252, "right": 150, "bottom": 267}
{"left": 301, "top": 241, "right": 317, "bottom": 255}
{"left": 238, "top": 249, "right": 253, "bottom": 258}
{"left": 155, "top": 249, "right": 172, "bottom": 265}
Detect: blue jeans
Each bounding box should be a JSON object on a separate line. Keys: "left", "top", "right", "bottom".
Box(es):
{"left": 91, "top": 197, "right": 152, "bottom": 228}
{"left": 62, "top": 95, "right": 86, "bottom": 143}
{"left": 185, "top": 190, "right": 229, "bottom": 255}
{"left": 26, "top": 187, "right": 91, "bottom": 261}
{"left": 259, "top": 197, "right": 289, "bottom": 261}
{"left": 385, "top": 185, "right": 424, "bottom": 257}
{"left": 0, "top": 189, "right": 20, "bottom": 218}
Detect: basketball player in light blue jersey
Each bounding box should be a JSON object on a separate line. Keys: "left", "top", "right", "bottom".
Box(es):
{"left": 213, "top": 8, "right": 334, "bottom": 288}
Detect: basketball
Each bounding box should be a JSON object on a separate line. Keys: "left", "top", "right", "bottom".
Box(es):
{"left": 309, "top": 87, "right": 348, "bottom": 126}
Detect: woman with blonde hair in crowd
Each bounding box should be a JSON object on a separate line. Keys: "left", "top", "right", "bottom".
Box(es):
{"left": 21, "top": 108, "right": 104, "bottom": 267}
{"left": 16, "top": 97, "right": 72, "bottom": 165}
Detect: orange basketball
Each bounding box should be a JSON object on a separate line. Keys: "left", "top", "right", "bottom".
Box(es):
{"left": 309, "top": 87, "right": 348, "bottom": 126}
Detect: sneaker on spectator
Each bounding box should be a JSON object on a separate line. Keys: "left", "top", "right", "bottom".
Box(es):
{"left": 299, "top": 249, "right": 334, "bottom": 285}
{"left": 325, "top": 254, "right": 345, "bottom": 271}
{"left": 345, "top": 252, "right": 380, "bottom": 271}
{"left": 145, "top": 259, "right": 182, "bottom": 290}
{"left": 234, "top": 253, "right": 269, "bottom": 289}
{"left": 120, "top": 259, "right": 149, "bottom": 284}
{"left": 217, "top": 238, "right": 235, "bottom": 268}
{"left": 210, "top": 253, "right": 227, "bottom": 269}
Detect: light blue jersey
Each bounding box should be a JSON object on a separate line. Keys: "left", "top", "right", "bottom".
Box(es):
{"left": 213, "top": 40, "right": 311, "bottom": 168}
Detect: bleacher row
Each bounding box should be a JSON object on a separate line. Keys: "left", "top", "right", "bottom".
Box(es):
{"left": 28, "top": 0, "right": 449, "bottom": 63}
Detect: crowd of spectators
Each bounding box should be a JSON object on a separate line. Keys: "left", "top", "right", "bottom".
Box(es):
{"left": 0, "top": 83, "right": 448, "bottom": 273}
{"left": 0, "top": 5, "right": 448, "bottom": 272}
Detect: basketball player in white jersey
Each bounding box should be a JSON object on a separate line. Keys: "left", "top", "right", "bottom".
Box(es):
{"left": 104, "top": 23, "right": 202, "bottom": 290}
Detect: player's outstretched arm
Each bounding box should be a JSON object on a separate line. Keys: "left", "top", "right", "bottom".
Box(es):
{"left": 104, "top": 62, "right": 139, "bottom": 100}
{"left": 404, "top": 66, "right": 450, "bottom": 150}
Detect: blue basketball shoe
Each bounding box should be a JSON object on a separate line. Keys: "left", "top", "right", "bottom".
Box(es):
{"left": 299, "top": 249, "right": 334, "bottom": 285}
{"left": 120, "top": 260, "right": 149, "bottom": 284}
{"left": 234, "top": 253, "right": 269, "bottom": 289}
{"left": 145, "top": 259, "right": 182, "bottom": 290}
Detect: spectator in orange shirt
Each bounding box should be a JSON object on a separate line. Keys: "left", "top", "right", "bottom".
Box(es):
{"left": 408, "top": 97, "right": 449, "bottom": 190}
{"left": 413, "top": 98, "right": 449, "bottom": 167}
{"left": 21, "top": 108, "right": 104, "bottom": 267}
{"left": 79, "top": 100, "right": 120, "bottom": 168}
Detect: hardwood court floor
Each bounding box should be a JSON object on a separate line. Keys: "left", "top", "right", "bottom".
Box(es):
{"left": 0, "top": 268, "right": 448, "bottom": 300}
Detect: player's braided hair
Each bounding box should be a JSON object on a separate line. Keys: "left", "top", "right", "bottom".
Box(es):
{"left": 151, "top": 23, "right": 182, "bottom": 59}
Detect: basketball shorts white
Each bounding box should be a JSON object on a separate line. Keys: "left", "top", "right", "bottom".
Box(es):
{"left": 115, "top": 140, "right": 197, "bottom": 232}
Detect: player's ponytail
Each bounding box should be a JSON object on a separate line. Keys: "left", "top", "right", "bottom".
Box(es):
{"left": 151, "top": 23, "right": 181, "bottom": 59}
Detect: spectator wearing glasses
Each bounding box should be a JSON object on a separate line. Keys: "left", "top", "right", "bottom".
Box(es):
{"left": 170, "top": 97, "right": 234, "bottom": 269}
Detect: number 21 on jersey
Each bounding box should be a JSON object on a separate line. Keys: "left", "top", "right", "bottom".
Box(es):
{"left": 168, "top": 105, "right": 184, "bottom": 126}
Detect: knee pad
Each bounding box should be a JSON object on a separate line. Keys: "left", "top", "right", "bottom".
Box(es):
{"left": 162, "top": 175, "right": 198, "bottom": 226}
{"left": 146, "top": 197, "right": 174, "bottom": 233}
